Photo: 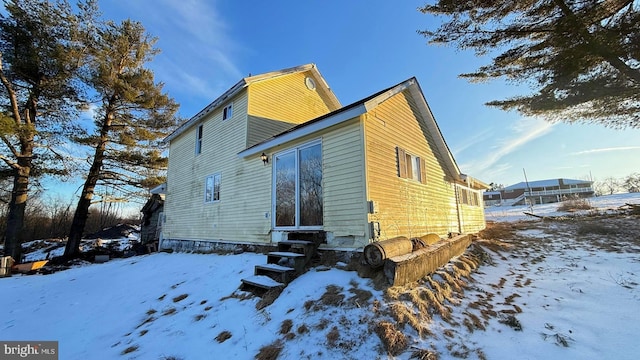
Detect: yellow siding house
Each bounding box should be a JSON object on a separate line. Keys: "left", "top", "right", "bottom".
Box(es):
{"left": 161, "top": 64, "right": 488, "bottom": 251}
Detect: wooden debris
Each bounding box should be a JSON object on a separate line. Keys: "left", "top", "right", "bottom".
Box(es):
{"left": 383, "top": 234, "right": 472, "bottom": 286}
{"left": 364, "top": 236, "right": 413, "bottom": 268}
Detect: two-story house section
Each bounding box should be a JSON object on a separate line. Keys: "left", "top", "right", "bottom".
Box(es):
{"left": 161, "top": 64, "right": 488, "bottom": 252}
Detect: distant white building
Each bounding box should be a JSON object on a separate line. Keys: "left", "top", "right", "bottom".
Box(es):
{"left": 484, "top": 178, "right": 594, "bottom": 206}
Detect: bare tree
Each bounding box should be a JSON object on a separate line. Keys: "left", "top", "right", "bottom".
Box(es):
{"left": 623, "top": 173, "right": 640, "bottom": 193}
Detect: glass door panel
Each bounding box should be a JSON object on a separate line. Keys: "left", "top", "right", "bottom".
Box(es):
{"left": 274, "top": 151, "right": 296, "bottom": 227}
{"left": 299, "top": 144, "right": 323, "bottom": 226}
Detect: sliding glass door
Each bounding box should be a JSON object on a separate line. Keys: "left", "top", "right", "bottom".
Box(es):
{"left": 273, "top": 141, "right": 323, "bottom": 229}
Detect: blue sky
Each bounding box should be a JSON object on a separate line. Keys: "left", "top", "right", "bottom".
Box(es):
{"left": 66, "top": 0, "right": 639, "bottom": 196}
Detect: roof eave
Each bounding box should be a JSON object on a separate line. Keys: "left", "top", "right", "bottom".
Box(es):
{"left": 406, "top": 80, "right": 462, "bottom": 180}
{"left": 163, "top": 79, "right": 247, "bottom": 143}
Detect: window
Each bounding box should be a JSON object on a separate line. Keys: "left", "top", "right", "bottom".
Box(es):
{"left": 195, "top": 124, "right": 203, "bottom": 155}
{"left": 205, "top": 173, "right": 221, "bottom": 202}
{"left": 223, "top": 103, "right": 233, "bottom": 120}
{"left": 457, "top": 185, "right": 481, "bottom": 206}
{"left": 396, "top": 146, "right": 426, "bottom": 183}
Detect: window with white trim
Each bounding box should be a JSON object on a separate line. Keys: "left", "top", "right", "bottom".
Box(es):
{"left": 223, "top": 103, "right": 233, "bottom": 120}
{"left": 205, "top": 173, "right": 221, "bottom": 202}
{"left": 195, "top": 124, "right": 203, "bottom": 155}
{"left": 396, "top": 146, "right": 426, "bottom": 183}
{"left": 457, "top": 185, "right": 480, "bottom": 206}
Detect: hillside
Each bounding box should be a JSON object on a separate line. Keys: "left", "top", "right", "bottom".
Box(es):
{"left": 1, "top": 193, "right": 639, "bottom": 359}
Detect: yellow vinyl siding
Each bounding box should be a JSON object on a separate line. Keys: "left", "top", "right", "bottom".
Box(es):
{"left": 164, "top": 90, "right": 272, "bottom": 243}
{"left": 263, "top": 118, "right": 368, "bottom": 246}
{"left": 364, "top": 91, "right": 460, "bottom": 239}
{"left": 246, "top": 115, "right": 299, "bottom": 148}
{"left": 322, "top": 119, "right": 367, "bottom": 244}
{"left": 247, "top": 72, "right": 335, "bottom": 126}
{"left": 455, "top": 185, "right": 486, "bottom": 233}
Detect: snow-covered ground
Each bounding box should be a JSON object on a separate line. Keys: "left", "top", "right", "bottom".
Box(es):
{"left": 485, "top": 192, "right": 640, "bottom": 222}
{"left": 1, "top": 193, "right": 639, "bottom": 359}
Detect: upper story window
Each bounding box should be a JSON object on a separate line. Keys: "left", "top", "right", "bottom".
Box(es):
{"left": 205, "top": 173, "right": 221, "bottom": 202}
{"left": 223, "top": 103, "right": 233, "bottom": 120}
{"left": 195, "top": 124, "right": 203, "bottom": 155}
{"left": 396, "top": 146, "right": 426, "bottom": 184}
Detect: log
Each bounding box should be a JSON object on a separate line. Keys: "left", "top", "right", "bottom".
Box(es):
{"left": 383, "top": 234, "right": 472, "bottom": 286}
{"left": 364, "top": 236, "right": 413, "bottom": 268}
{"left": 523, "top": 212, "right": 544, "bottom": 218}
{"left": 419, "top": 233, "right": 441, "bottom": 245}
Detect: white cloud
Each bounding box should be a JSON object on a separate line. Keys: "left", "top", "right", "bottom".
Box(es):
{"left": 110, "top": 0, "right": 244, "bottom": 102}
{"left": 157, "top": 0, "right": 243, "bottom": 79}
{"left": 460, "top": 117, "right": 555, "bottom": 179}
{"left": 452, "top": 128, "right": 492, "bottom": 156}
{"left": 570, "top": 146, "right": 640, "bottom": 156}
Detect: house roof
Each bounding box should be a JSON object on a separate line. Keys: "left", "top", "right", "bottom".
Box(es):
{"left": 238, "top": 77, "right": 468, "bottom": 183}
{"left": 504, "top": 178, "right": 592, "bottom": 191}
{"left": 163, "top": 64, "right": 340, "bottom": 143}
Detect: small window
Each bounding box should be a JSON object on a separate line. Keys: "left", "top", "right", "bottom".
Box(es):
{"left": 205, "top": 173, "right": 221, "bottom": 202}
{"left": 195, "top": 124, "right": 203, "bottom": 154}
{"left": 396, "top": 146, "right": 426, "bottom": 183}
{"left": 223, "top": 104, "right": 233, "bottom": 120}
{"left": 457, "top": 185, "right": 481, "bottom": 207}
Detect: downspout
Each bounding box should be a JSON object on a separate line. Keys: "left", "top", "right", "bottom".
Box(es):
{"left": 454, "top": 184, "right": 463, "bottom": 234}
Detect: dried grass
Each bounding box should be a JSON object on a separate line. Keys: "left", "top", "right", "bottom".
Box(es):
{"left": 462, "top": 311, "right": 486, "bottom": 332}
{"left": 279, "top": 319, "right": 293, "bottom": 334}
{"left": 320, "top": 285, "right": 345, "bottom": 306}
{"left": 315, "top": 318, "right": 330, "bottom": 330}
{"left": 297, "top": 324, "right": 309, "bottom": 334}
{"left": 256, "top": 288, "right": 283, "bottom": 310}
{"left": 576, "top": 222, "right": 618, "bottom": 236}
{"left": 388, "top": 302, "right": 429, "bottom": 337}
{"left": 255, "top": 340, "right": 283, "bottom": 360}
{"left": 410, "top": 348, "right": 439, "bottom": 360}
{"left": 214, "top": 330, "right": 232, "bottom": 343}
{"left": 348, "top": 288, "right": 373, "bottom": 307}
{"left": 499, "top": 314, "right": 522, "bottom": 331}
{"left": 162, "top": 307, "right": 177, "bottom": 316}
{"left": 135, "top": 316, "right": 156, "bottom": 329}
{"left": 557, "top": 197, "right": 592, "bottom": 212}
{"left": 121, "top": 345, "right": 139, "bottom": 355}
{"left": 374, "top": 321, "right": 408, "bottom": 356}
{"left": 478, "top": 222, "right": 517, "bottom": 241}
{"left": 326, "top": 326, "right": 340, "bottom": 347}
{"left": 172, "top": 294, "right": 188, "bottom": 303}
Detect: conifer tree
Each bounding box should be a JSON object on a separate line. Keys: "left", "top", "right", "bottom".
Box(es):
{"left": 0, "top": 0, "right": 95, "bottom": 261}
{"left": 64, "top": 20, "right": 178, "bottom": 258}
{"left": 420, "top": 0, "right": 640, "bottom": 128}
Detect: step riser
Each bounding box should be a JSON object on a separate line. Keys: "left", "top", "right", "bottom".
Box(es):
{"left": 240, "top": 240, "right": 319, "bottom": 297}
{"left": 254, "top": 268, "right": 294, "bottom": 283}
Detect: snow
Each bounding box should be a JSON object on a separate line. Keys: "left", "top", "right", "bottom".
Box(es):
{"left": 1, "top": 193, "right": 639, "bottom": 359}
{"left": 485, "top": 192, "right": 640, "bottom": 222}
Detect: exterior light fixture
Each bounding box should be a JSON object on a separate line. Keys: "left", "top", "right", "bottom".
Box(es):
{"left": 261, "top": 152, "right": 269, "bottom": 165}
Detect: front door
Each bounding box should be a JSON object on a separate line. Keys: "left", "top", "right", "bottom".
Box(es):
{"left": 273, "top": 141, "right": 323, "bottom": 229}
